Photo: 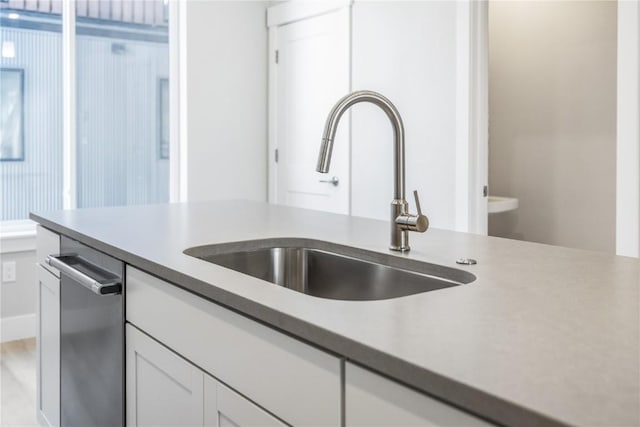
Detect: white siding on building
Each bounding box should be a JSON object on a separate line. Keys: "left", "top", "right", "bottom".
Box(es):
{"left": 1, "top": 28, "right": 63, "bottom": 220}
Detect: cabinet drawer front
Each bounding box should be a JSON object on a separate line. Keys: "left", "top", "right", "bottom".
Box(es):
{"left": 346, "top": 363, "right": 493, "bottom": 426}
{"left": 126, "top": 267, "right": 341, "bottom": 426}
{"left": 37, "top": 226, "right": 60, "bottom": 277}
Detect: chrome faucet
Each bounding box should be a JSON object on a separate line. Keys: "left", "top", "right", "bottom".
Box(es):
{"left": 316, "top": 90, "right": 429, "bottom": 252}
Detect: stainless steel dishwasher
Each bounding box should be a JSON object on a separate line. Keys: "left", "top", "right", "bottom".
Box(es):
{"left": 47, "top": 236, "right": 124, "bottom": 427}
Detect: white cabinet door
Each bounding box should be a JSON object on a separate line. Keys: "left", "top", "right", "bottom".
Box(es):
{"left": 271, "top": 6, "right": 351, "bottom": 214}
{"left": 36, "top": 265, "right": 60, "bottom": 427}
{"left": 204, "top": 375, "right": 286, "bottom": 427}
{"left": 346, "top": 363, "right": 493, "bottom": 426}
{"left": 126, "top": 325, "right": 203, "bottom": 427}
{"left": 127, "top": 323, "right": 286, "bottom": 427}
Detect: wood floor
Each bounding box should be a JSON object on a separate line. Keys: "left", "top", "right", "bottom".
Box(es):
{"left": 1, "top": 338, "right": 37, "bottom": 427}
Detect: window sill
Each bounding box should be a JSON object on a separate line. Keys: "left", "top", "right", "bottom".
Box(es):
{"left": 0, "top": 220, "right": 37, "bottom": 253}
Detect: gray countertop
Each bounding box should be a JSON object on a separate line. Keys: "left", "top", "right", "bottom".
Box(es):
{"left": 31, "top": 200, "right": 639, "bottom": 427}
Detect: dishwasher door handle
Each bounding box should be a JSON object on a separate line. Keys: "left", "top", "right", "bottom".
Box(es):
{"left": 47, "top": 254, "right": 122, "bottom": 296}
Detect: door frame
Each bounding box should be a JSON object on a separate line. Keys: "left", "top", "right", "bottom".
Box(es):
{"left": 455, "top": 0, "right": 489, "bottom": 235}
{"left": 616, "top": 0, "right": 640, "bottom": 257}
{"left": 266, "top": 0, "right": 353, "bottom": 205}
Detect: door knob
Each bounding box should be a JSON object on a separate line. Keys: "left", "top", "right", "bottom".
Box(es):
{"left": 319, "top": 176, "right": 340, "bottom": 186}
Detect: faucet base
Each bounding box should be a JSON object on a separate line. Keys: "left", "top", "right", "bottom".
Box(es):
{"left": 389, "top": 243, "right": 410, "bottom": 252}
{"left": 390, "top": 200, "right": 410, "bottom": 252}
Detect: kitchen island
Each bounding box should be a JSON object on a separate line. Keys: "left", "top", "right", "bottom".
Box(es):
{"left": 31, "top": 200, "right": 639, "bottom": 426}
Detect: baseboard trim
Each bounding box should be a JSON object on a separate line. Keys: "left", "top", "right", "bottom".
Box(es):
{"left": 1, "top": 313, "right": 36, "bottom": 343}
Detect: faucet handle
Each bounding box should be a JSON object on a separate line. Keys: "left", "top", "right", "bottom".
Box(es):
{"left": 396, "top": 190, "right": 429, "bottom": 233}
{"left": 411, "top": 190, "right": 429, "bottom": 232}
{"left": 413, "top": 190, "right": 423, "bottom": 216}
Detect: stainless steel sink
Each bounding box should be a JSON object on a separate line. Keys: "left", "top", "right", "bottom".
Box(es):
{"left": 184, "top": 238, "right": 475, "bottom": 301}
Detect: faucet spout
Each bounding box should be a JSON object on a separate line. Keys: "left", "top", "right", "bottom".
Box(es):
{"left": 316, "top": 90, "right": 428, "bottom": 252}
{"left": 316, "top": 90, "right": 405, "bottom": 201}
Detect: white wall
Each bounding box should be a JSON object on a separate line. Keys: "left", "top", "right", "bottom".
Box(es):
{"left": 351, "top": 1, "right": 460, "bottom": 229}
{"left": 182, "top": 1, "right": 269, "bottom": 203}
{"left": 488, "top": 1, "right": 617, "bottom": 253}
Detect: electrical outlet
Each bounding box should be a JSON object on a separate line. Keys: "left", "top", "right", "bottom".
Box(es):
{"left": 2, "top": 261, "right": 16, "bottom": 283}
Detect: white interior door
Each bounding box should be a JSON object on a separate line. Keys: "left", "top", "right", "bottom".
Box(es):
{"left": 272, "top": 7, "right": 350, "bottom": 214}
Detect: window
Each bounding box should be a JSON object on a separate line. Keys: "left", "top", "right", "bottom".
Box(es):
{"left": 0, "top": 68, "right": 24, "bottom": 161}
{"left": 0, "top": 0, "right": 170, "bottom": 221}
